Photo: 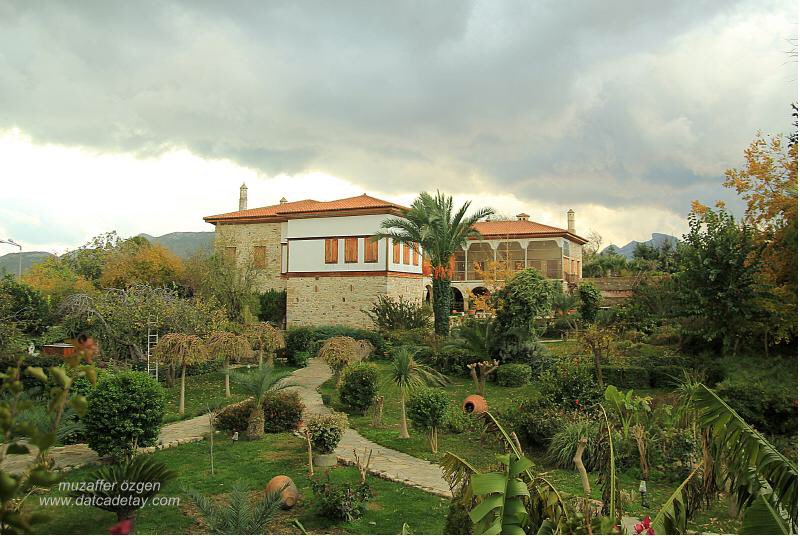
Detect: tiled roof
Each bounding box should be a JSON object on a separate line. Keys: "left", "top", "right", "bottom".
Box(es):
{"left": 204, "top": 194, "right": 408, "bottom": 222}
{"left": 473, "top": 219, "right": 587, "bottom": 243}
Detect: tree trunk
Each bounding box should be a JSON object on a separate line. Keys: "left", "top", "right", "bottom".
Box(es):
{"left": 573, "top": 437, "right": 591, "bottom": 496}
{"left": 224, "top": 359, "right": 231, "bottom": 398}
{"left": 430, "top": 427, "right": 438, "bottom": 453}
{"left": 258, "top": 345, "right": 264, "bottom": 368}
{"left": 593, "top": 350, "right": 604, "bottom": 387}
{"left": 399, "top": 390, "right": 410, "bottom": 439}
{"left": 432, "top": 277, "right": 451, "bottom": 336}
{"left": 267, "top": 349, "right": 274, "bottom": 368}
{"left": 246, "top": 402, "right": 265, "bottom": 440}
{"left": 179, "top": 365, "right": 186, "bottom": 415}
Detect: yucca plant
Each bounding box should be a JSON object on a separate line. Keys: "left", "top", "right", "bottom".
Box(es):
{"left": 71, "top": 456, "right": 176, "bottom": 523}
{"left": 184, "top": 483, "right": 284, "bottom": 534}
{"left": 206, "top": 331, "right": 252, "bottom": 397}
{"left": 389, "top": 346, "right": 448, "bottom": 439}
{"left": 231, "top": 366, "right": 294, "bottom": 440}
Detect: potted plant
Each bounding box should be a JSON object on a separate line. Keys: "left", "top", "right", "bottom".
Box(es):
{"left": 306, "top": 412, "right": 348, "bottom": 468}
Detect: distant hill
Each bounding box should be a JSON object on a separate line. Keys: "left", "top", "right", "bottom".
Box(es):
{"left": 602, "top": 233, "right": 678, "bottom": 259}
{"left": 0, "top": 251, "right": 55, "bottom": 276}
{"left": 137, "top": 231, "right": 214, "bottom": 258}
{"left": 0, "top": 231, "right": 215, "bottom": 276}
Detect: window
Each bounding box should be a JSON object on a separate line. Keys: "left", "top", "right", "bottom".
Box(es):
{"left": 224, "top": 246, "right": 237, "bottom": 264}
{"left": 412, "top": 245, "right": 419, "bottom": 266}
{"left": 324, "top": 239, "right": 338, "bottom": 264}
{"left": 393, "top": 240, "right": 401, "bottom": 264}
{"left": 344, "top": 237, "right": 358, "bottom": 263}
{"left": 403, "top": 244, "right": 410, "bottom": 264}
{"left": 253, "top": 245, "right": 266, "bottom": 268}
{"left": 364, "top": 238, "right": 379, "bottom": 263}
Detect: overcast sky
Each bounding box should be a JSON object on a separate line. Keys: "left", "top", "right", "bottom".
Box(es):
{"left": 0, "top": 0, "right": 796, "bottom": 254}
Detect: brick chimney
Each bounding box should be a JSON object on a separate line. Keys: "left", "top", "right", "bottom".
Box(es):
{"left": 239, "top": 183, "right": 248, "bottom": 210}
{"left": 279, "top": 197, "right": 288, "bottom": 204}
{"left": 516, "top": 213, "right": 530, "bottom": 221}
{"left": 567, "top": 209, "right": 575, "bottom": 233}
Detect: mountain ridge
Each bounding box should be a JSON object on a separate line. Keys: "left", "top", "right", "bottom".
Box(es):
{"left": 601, "top": 232, "right": 678, "bottom": 259}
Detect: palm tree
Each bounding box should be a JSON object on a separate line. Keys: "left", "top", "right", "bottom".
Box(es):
{"left": 245, "top": 322, "right": 285, "bottom": 368}
{"left": 206, "top": 331, "right": 252, "bottom": 397}
{"left": 231, "top": 366, "right": 294, "bottom": 440}
{"left": 375, "top": 191, "right": 494, "bottom": 336}
{"left": 184, "top": 483, "right": 284, "bottom": 534}
{"left": 153, "top": 333, "right": 209, "bottom": 415}
{"left": 390, "top": 347, "right": 448, "bottom": 439}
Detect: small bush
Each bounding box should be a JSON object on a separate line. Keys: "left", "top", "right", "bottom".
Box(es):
{"left": 546, "top": 417, "right": 600, "bottom": 470}
{"left": 499, "top": 397, "right": 565, "bottom": 450}
{"left": 285, "top": 327, "right": 316, "bottom": 364}
{"left": 311, "top": 478, "right": 372, "bottom": 521}
{"left": 407, "top": 387, "right": 450, "bottom": 452}
{"left": 310, "top": 325, "right": 385, "bottom": 357}
{"left": 306, "top": 412, "right": 348, "bottom": 454}
{"left": 339, "top": 363, "right": 379, "bottom": 414}
{"left": 366, "top": 295, "right": 432, "bottom": 331}
{"left": 496, "top": 363, "right": 532, "bottom": 387}
{"left": 85, "top": 371, "right": 165, "bottom": 460}
{"left": 539, "top": 360, "right": 601, "bottom": 410}
{"left": 444, "top": 500, "right": 473, "bottom": 534}
{"left": 215, "top": 391, "right": 304, "bottom": 433}
{"left": 577, "top": 283, "right": 602, "bottom": 323}
{"left": 258, "top": 289, "right": 286, "bottom": 324}
{"left": 594, "top": 365, "right": 650, "bottom": 389}
{"left": 444, "top": 404, "right": 473, "bottom": 434}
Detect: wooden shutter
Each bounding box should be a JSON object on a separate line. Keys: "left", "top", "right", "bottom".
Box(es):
{"left": 253, "top": 245, "right": 267, "bottom": 268}
{"left": 403, "top": 244, "right": 410, "bottom": 264}
{"left": 412, "top": 245, "right": 419, "bottom": 266}
{"left": 325, "top": 239, "right": 338, "bottom": 264}
{"left": 393, "top": 241, "right": 401, "bottom": 263}
{"left": 344, "top": 237, "right": 358, "bottom": 263}
{"left": 364, "top": 238, "right": 379, "bottom": 263}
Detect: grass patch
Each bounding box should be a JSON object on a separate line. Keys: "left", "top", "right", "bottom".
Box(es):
{"left": 30, "top": 433, "right": 449, "bottom": 534}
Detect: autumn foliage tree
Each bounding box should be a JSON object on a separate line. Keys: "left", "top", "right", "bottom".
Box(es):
{"left": 99, "top": 240, "right": 185, "bottom": 289}
{"left": 23, "top": 257, "right": 94, "bottom": 304}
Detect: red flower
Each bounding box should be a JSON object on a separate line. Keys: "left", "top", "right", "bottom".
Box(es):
{"left": 634, "top": 516, "right": 654, "bottom": 535}
{"left": 109, "top": 518, "right": 133, "bottom": 535}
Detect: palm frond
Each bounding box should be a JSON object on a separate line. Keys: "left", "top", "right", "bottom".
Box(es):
{"left": 651, "top": 463, "right": 704, "bottom": 535}
{"left": 741, "top": 494, "right": 790, "bottom": 535}
{"left": 441, "top": 451, "right": 481, "bottom": 497}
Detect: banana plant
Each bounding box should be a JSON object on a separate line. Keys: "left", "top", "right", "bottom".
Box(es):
{"left": 469, "top": 453, "right": 533, "bottom": 534}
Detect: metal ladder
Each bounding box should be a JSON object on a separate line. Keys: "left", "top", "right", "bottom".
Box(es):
{"left": 146, "top": 316, "right": 159, "bottom": 381}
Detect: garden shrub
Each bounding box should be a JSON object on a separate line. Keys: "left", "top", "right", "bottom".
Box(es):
{"left": 577, "top": 282, "right": 602, "bottom": 324}
{"left": 366, "top": 295, "right": 432, "bottom": 331}
{"left": 85, "top": 371, "right": 165, "bottom": 460}
{"left": 646, "top": 324, "right": 681, "bottom": 346}
{"left": 406, "top": 387, "right": 450, "bottom": 452}
{"left": 444, "top": 500, "right": 473, "bottom": 534}
{"left": 309, "top": 325, "right": 385, "bottom": 356}
{"left": 258, "top": 289, "right": 286, "bottom": 325}
{"left": 546, "top": 417, "right": 599, "bottom": 470}
{"left": 649, "top": 365, "right": 684, "bottom": 388}
{"left": 593, "top": 365, "right": 650, "bottom": 389}
{"left": 499, "top": 397, "right": 565, "bottom": 451}
{"left": 215, "top": 391, "right": 304, "bottom": 433}
{"left": 285, "top": 327, "right": 316, "bottom": 364}
{"left": 306, "top": 412, "right": 348, "bottom": 454}
{"left": 311, "top": 478, "right": 372, "bottom": 521}
{"left": 539, "top": 360, "right": 601, "bottom": 410}
{"left": 432, "top": 346, "right": 478, "bottom": 375}
{"left": 444, "top": 403, "right": 473, "bottom": 434}
{"left": 716, "top": 380, "right": 797, "bottom": 435}
{"left": 495, "top": 363, "right": 532, "bottom": 387}
{"left": 338, "top": 363, "right": 379, "bottom": 414}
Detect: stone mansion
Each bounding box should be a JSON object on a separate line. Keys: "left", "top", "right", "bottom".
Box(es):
{"left": 203, "top": 185, "right": 587, "bottom": 328}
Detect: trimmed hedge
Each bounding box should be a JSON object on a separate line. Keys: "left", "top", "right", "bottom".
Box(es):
{"left": 649, "top": 365, "right": 684, "bottom": 388}
{"left": 716, "top": 380, "right": 797, "bottom": 436}
{"left": 285, "top": 325, "right": 384, "bottom": 364}
{"left": 496, "top": 363, "right": 532, "bottom": 387}
{"left": 215, "top": 390, "right": 305, "bottom": 433}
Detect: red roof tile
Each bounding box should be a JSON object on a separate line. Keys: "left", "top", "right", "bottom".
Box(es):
{"left": 204, "top": 194, "right": 408, "bottom": 222}
{"left": 473, "top": 219, "right": 587, "bottom": 244}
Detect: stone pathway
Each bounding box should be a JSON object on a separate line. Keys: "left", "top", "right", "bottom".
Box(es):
{"left": 0, "top": 413, "right": 212, "bottom": 475}
{"left": 289, "top": 358, "right": 452, "bottom": 498}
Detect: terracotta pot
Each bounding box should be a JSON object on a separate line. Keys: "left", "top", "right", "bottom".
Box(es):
{"left": 265, "top": 475, "right": 299, "bottom": 509}
{"left": 462, "top": 395, "right": 488, "bottom": 414}
{"left": 313, "top": 453, "right": 338, "bottom": 468}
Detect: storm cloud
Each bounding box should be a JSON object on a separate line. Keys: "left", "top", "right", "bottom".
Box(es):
{"left": 0, "top": 0, "right": 795, "bottom": 216}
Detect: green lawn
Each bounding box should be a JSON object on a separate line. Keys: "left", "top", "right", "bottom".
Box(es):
{"left": 162, "top": 364, "right": 296, "bottom": 423}
{"left": 30, "top": 433, "right": 450, "bottom": 534}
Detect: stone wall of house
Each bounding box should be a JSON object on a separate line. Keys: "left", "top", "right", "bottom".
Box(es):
{"left": 286, "top": 275, "right": 387, "bottom": 328}
{"left": 386, "top": 275, "right": 427, "bottom": 304}
{"left": 214, "top": 222, "right": 285, "bottom": 292}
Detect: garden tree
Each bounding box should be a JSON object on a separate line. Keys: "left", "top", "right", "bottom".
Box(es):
{"left": 205, "top": 331, "right": 252, "bottom": 397}
{"left": 576, "top": 282, "right": 602, "bottom": 324}
{"left": 582, "top": 231, "right": 603, "bottom": 262}
{"left": 184, "top": 251, "right": 260, "bottom": 323}
{"left": 551, "top": 290, "right": 579, "bottom": 333}
{"left": 583, "top": 250, "right": 629, "bottom": 278}
{"left": 0, "top": 274, "right": 50, "bottom": 335}
{"left": 153, "top": 333, "right": 209, "bottom": 415}
{"left": 63, "top": 231, "right": 122, "bottom": 284}
{"left": 231, "top": 366, "right": 293, "bottom": 439}
{"left": 376, "top": 191, "right": 494, "bottom": 336}
{"left": 390, "top": 347, "right": 448, "bottom": 439}
{"left": 406, "top": 387, "right": 450, "bottom": 453}
{"left": 22, "top": 256, "right": 94, "bottom": 305}
{"left": 488, "top": 268, "right": 558, "bottom": 362}
{"left": 722, "top": 122, "right": 798, "bottom": 345}
{"left": 58, "top": 285, "right": 227, "bottom": 368}
{"left": 466, "top": 360, "right": 500, "bottom": 395}
{"left": 618, "top": 277, "right": 680, "bottom": 334}
{"left": 245, "top": 322, "right": 285, "bottom": 368}
{"left": 258, "top": 289, "right": 286, "bottom": 325}
{"left": 99, "top": 240, "right": 186, "bottom": 289}
{"left": 677, "top": 207, "right": 763, "bottom": 355}
{"left": 578, "top": 325, "right": 615, "bottom": 386}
